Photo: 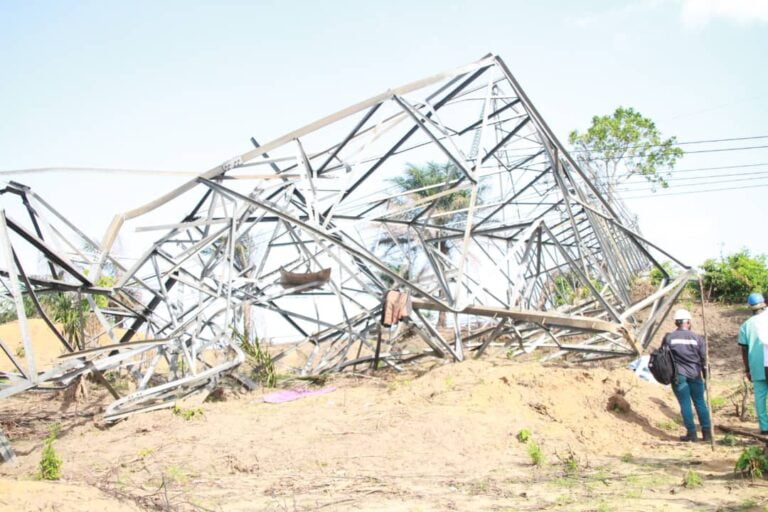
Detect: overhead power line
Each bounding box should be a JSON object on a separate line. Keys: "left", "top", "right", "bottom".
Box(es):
{"left": 627, "top": 162, "right": 768, "bottom": 174}
{"left": 577, "top": 134, "right": 768, "bottom": 153}
{"left": 617, "top": 170, "right": 768, "bottom": 189}
{"left": 614, "top": 175, "right": 768, "bottom": 193}
{"left": 500, "top": 134, "right": 768, "bottom": 154}
{"left": 620, "top": 183, "right": 768, "bottom": 200}
{"left": 582, "top": 144, "right": 768, "bottom": 161}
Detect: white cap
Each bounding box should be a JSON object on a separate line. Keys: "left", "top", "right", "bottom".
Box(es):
{"left": 673, "top": 309, "right": 692, "bottom": 321}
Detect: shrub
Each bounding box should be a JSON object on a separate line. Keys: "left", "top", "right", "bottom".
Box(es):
{"left": 236, "top": 331, "right": 277, "bottom": 387}
{"left": 516, "top": 429, "right": 532, "bottom": 443}
{"left": 720, "top": 433, "right": 737, "bottom": 447}
{"left": 734, "top": 446, "right": 768, "bottom": 479}
{"left": 701, "top": 250, "right": 768, "bottom": 303}
{"left": 38, "top": 424, "right": 62, "bottom": 480}
{"left": 650, "top": 261, "right": 676, "bottom": 285}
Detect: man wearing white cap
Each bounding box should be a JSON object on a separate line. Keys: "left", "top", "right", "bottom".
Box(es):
{"left": 738, "top": 292, "right": 768, "bottom": 434}
{"left": 662, "top": 308, "right": 711, "bottom": 442}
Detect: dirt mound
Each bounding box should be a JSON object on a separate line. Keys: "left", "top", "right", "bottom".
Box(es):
{"left": 0, "top": 478, "right": 141, "bottom": 511}
{"left": 383, "top": 359, "right": 680, "bottom": 455}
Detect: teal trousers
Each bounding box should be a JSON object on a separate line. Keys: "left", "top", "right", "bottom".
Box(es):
{"left": 672, "top": 374, "right": 711, "bottom": 434}
{"left": 754, "top": 379, "right": 768, "bottom": 432}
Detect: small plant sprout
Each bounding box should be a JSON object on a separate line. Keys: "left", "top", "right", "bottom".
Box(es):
{"left": 563, "top": 455, "right": 578, "bottom": 475}
{"left": 38, "top": 424, "right": 62, "bottom": 480}
{"left": 556, "top": 447, "right": 581, "bottom": 475}
{"left": 682, "top": 469, "right": 703, "bottom": 488}
{"left": 527, "top": 440, "right": 544, "bottom": 466}
{"left": 172, "top": 405, "right": 204, "bottom": 421}
{"left": 516, "top": 429, "right": 532, "bottom": 443}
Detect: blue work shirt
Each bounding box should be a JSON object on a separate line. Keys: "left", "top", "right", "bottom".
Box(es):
{"left": 662, "top": 328, "right": 706, "bottom": 379}
{"left": 738, "top": 309, "right": 768, "bottom": 381}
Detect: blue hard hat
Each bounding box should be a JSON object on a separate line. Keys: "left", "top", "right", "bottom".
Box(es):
{"left": 748, "top": 292, "right": 765, "bottom": 307}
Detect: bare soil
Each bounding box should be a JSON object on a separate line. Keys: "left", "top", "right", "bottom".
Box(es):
{"left": 1, "top": 303, "right": 767, "bottom": 511}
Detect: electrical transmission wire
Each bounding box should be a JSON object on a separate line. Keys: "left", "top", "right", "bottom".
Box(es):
{"left": 669, "top": 162, "right": 768, "bottom": 173}
{"left": 620, "top": 182, "right": 768, "bottom": 200}
{"left": 614, "top": 175, "right": 768, "bottom": 193}
{"left": 579, "top": 135, "right": 768, "bottom": 153}
{"left": 616, "top": 170, "right": 768, "bottom": 190}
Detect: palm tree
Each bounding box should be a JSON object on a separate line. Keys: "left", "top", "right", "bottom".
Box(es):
{"left": 388, "top": 162, "right": 474, "bottom": 326}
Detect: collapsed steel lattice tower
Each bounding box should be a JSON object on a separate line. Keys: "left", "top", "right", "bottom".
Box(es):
{"left": 0, "top": 55, "right": 693, "bottom": 420}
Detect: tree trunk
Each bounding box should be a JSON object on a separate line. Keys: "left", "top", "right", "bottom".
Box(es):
{"left": 438, "top": 240, "right": 448, "bottom": 328}
{"left": 243, "top": 301, "right": 253, "bottom": 343}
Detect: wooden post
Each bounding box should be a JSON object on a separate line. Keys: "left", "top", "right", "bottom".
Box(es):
{"left": 372, "top": 328, "right": 383, "bottom": 371}
{"left": 698, "top": 277, "right": 715, "bottom": 451}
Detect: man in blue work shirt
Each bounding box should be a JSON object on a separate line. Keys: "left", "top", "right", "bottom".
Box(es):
{"left": 738, "top": 292, "right": 768, "bottom": 435}
{"left": 662, "top": 308, "right": 711, "bottom": 442}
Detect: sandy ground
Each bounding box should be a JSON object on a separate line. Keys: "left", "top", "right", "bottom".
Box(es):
{"left": 0, "top": 318, "right": 133, "bottom": 374}
{"left": 1, "top": 302, "right": 767, "bottom": 511}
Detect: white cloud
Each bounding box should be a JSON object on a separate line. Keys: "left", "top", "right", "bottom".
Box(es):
{"left": 681, "top": 0, "right": 768, "bottom": 27}
{"left": 564, "top": 0, "right": 664, "bottom": 28}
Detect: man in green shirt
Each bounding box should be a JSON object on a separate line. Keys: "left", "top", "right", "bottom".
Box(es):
{"left": 738, "top": 292, "right": 768, "bottom": 434}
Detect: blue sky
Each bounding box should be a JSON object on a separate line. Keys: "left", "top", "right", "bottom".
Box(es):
{"left": 0, "top": 0, "right": 766, "bottom": 267}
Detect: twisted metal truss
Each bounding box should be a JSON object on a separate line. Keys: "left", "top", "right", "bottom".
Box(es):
{"left": 0, "top": 55, "right": 693, "bottom": 420}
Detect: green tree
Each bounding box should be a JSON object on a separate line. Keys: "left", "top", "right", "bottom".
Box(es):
{"left": 569, "top": 107, "right": 683, "bottom": 191}
{"left": 701, "top": 250, "right": 768, "bottom": 303}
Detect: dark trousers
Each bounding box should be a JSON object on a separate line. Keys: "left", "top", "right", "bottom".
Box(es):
{"left": 672, "top": 374, "right": 711, "bottom": 434}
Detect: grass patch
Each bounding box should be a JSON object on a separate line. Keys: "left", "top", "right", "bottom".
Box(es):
{"left": 731, "top": 499, "right": 757, "bottom": 511}
{"left": 164, "top": 465, "right": 188, "bottom": 484}
{"left": 586, "top": 466, "right": 611, "bottom": 487}
{"left": 38, "top": 424, "right": 62, "bottom": 481}
{"left": 595, "top": 500, "right": 613, "bottom": 512}
{"left": 720, "top": 433, "right": 738, "bottom": 447}
{"left": 655, "top": 419, "right": 681, "bottom": 431}
{"left": 137, "top": 448, "right": 154, "bottom": 459}
{"left": 172, "top": 405, "right": 204, "bottom": 421}
{"left": 710, "top": 396, "right": 727, "bottom": 412}
{"left": 551, "top": 476, "right": 578, "bottom": 489}
{"left": 620, "top": 452, "right": 634, "bottom": 463}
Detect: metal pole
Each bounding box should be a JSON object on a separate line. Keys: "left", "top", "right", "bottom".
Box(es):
{"left": 698, "top": 277, "right": 715, "bottom": 451}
